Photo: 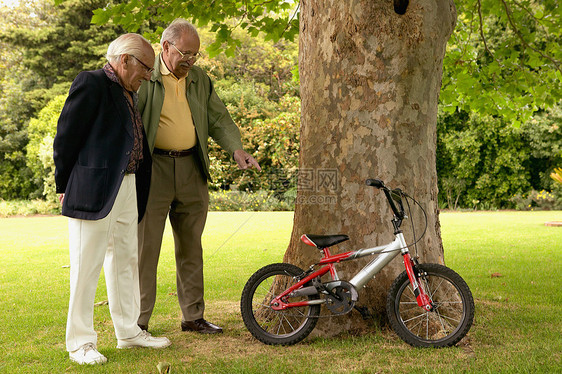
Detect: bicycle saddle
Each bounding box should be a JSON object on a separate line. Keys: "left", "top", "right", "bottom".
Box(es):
{"left": 301, "top": 234, "right": 349, "bottom": 248}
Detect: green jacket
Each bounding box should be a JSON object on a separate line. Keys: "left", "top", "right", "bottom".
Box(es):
{"left": 138, "top": 54, "right": 243, "bottom": 180}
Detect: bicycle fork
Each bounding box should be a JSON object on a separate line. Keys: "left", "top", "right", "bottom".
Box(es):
{"left": 402, "top": 252, "right": 434, "bottom": 311}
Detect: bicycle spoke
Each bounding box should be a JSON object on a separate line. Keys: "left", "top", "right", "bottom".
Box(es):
{"left": 435, "top": 310, "right": 461, "bottom": 324}
{"left": 241, "top": 263, "right": 322, "bottom": 345}
{"left": 410, "top": 315, "right": 425, "bottom": 337}
{"left": 435, "top": 300, "right": 463, "bottom": 305}
{"left": 402, "top": 311, "right": 427, "bottom": 324}
{"left": 406, "top": 283, "right": 416, "bottom": 297}
{"left": 425, "top": 277, "right": 444, "bottom": 300}
{"left": 399, "top": 303, "right": 420, "bottom": 316}
{"left": 274, "top": 314, "right": 283, "bottom": 335}
{"left": 258, "top": 277, "right": 273, "bottom": 289}
{"left": 388, "top": 263, "right": 474, "bottom": 347}
{"left": 425, "top": 311, "right": 430, "bottom": 340}
{"left": 282, "top": 314, "right": 296, "bottom": 334}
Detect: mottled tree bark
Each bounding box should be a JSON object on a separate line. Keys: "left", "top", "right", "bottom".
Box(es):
{"left": 284, "top": 0, "right": 457, "bottom": 336}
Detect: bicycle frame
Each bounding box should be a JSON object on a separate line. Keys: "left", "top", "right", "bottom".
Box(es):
{"left": 270, "top": 232, "right": 433, "bottom": 312}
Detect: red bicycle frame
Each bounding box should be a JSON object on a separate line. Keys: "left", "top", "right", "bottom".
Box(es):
{"left": 270, "top": 246, "right": 355, "bottom": 311}
{"left": 402, "top": 252, "right": 433, "bottom": 311}
{"left": 270, "top": 237, "right": 433, "bottom": 312}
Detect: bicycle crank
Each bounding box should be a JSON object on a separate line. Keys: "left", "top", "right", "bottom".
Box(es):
{"left": 324, "top": 280, "right": 358, "bottom": 315}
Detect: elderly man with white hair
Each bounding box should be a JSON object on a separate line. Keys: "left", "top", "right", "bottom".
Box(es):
{"left": 54, "top": 33, "right": 171, "bottom": 365}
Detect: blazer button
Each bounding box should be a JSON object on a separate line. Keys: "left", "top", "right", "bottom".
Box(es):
{"left": 126, "top": 151, "right": 131, "bottom": 155}
{"left": 121, "top": 169, "right": 125, "bottom": 174}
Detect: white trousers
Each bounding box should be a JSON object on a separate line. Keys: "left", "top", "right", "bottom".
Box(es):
{"left": 66, "top": 174, "right": 142, "bottom": 352}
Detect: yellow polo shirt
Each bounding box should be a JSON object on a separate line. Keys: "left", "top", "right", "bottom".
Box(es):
{"left": 154, "top": 56, "right": 197, "bottom": 150}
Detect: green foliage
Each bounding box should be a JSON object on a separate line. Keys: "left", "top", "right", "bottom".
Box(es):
{"left": 209, "top": 190, "right": 293, "bottom": 211}
{"left": 2, "top": 0, "right": 126, "bottom": 86}
{"left": 0, "top": 198, "right": 59, "bottom": 216}
{"left": 2, "top": 0, "right": 301, "bottom": 200}
{"left": 89, "top": 0, "right": 560, "bottom": 124}
{"left": 85, "top": 0, "right": 299, "bottom": 57}
{"left": 194, "top": 27, "right": 300, "bottom": 194}
{"left": 0, "top": 160, "right": 35, "bottom": 200}
{"left": 437, "top": 109, "right": 532, "bottom": 209}
{"left": 241, "top": 96, "right": 300, "bottom": 191}
{"left": 3, "top": 0, "right": 561, "bottom": 211}
{"left": 437, "top": 103, "right": 562, "bottom": 210}
{"left": 0, "top": 188, "right": 296, "bottom": 216}
{"left": 520, "top": 105, "right": 562, "bottom": 189}
{"left": 0, "top": 72, "right": 37, "bottom": 199}
{"left": 0, "top": 0, "right": 128, "bottom": 199}
{"left": 552, "top": 168, "right": 562, "bottom": 185}
{"left": 0, "top": 2, "right": 48, "bottom": 199}
{"left": 216, "top": 27, "right": 298, "bottom": 97}
{"left": 442, "top": 0, "right": 562, "bottom": 124}
{"left": 193, "top": 26, "right": 299, "bottom": 105}
{"left": 0, "top": 77, "right": 69, "bottom": 199}
{"left": 510, "top": 188, "right": 562, "bottom": 211}
{"left": 25, "top": 95, "right": 65, "bottom": 202}
{"left": 215, "top": 79, "right": 278, "bottom": 122}
{"left": 208, "top": 95, "right": 300, "bottom": 194}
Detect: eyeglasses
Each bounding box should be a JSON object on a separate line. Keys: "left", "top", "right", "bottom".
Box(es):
{"left": 170, "top": 43, "right": 202, "bottom": 62}
{"left": 130, "top": 55, "right": 155, "bottom": 74}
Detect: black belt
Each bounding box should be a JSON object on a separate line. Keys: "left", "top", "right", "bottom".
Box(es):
{"left": 153, "top": 146, "right": 197, "bottom": 157}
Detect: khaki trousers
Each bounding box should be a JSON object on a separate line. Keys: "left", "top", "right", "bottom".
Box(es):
{"left": 66, "top": 174, "right": 141, "bottom": 352}
{"left": 138, "top": 153, "right": 208, "bottom": 326}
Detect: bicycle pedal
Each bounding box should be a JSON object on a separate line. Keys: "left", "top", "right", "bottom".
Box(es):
{"left": 354, "top": 306, "right": 372, "bottom": 320}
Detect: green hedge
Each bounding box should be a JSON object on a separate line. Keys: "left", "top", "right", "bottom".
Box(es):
{"left": 209, "top": 190, "right": 294, "bottom": 211}
{"left": 437, "top": 106, "right": 562, "bottom": 210}
{"left": 0, "top": 190, "right": 296, "bottom": 217}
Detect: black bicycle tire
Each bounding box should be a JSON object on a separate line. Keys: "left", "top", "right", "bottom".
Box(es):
{"left": 386, "top": 263, "right": 474, "bottom": 348}
{"left": 240, "top": 263, "right": 321, "bottom": 345}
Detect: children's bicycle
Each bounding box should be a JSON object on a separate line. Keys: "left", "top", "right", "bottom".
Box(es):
{"left": 240, "top": 179, "right": 474, "bottom": 347}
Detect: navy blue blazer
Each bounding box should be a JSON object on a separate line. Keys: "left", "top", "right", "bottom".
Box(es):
{"left": 53, "top": 69, "right": 151, "bottom": 221}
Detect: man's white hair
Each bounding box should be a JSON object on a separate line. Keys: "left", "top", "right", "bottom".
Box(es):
{"left": 160, "top": 18, "right": 199, "bottom": 45}
{"left": 106, "top": 33, "right": 151, "bottom": 64}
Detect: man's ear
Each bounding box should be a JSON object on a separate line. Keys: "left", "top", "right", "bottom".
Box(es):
{"left": 162, "top": 40, "right": 170, "bottom": 54}
{"left": 120, "top": 54, "right": 130, "bottom": 68}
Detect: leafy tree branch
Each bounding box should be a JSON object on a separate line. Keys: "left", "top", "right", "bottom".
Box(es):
{"left": 500, "top": 0, "right": 561, "bottom": 74}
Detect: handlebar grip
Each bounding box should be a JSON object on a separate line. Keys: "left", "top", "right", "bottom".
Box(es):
{"left": 366, "top": 179, "right": 385, "bottom": 189}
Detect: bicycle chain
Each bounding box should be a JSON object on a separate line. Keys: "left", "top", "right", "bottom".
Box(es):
{"left": 267, "top": 276, "right": 358, "bottom": 318}
{"left": 266, "top": 304, "right": 354, "bottom": 318}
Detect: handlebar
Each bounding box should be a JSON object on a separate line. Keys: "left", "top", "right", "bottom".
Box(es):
{"left": 365, "top": 179, "right": 385, "bottom": 189}
{"left": 366, "top": 178, "right": 405, "bottom": 220}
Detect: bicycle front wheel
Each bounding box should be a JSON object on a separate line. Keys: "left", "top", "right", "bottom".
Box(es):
{"left": 240, "top": 263, "right": 320, "bottom": 345}
{"left": 386, "top": 263, "right": 474, "bottom": 348}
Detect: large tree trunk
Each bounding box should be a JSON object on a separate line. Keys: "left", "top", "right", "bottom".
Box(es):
{"left": 284, "top": 0, "right": 457, "bottom": 336}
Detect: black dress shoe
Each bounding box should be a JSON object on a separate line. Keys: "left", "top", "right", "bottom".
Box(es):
{"left": 181, "top": 318, "right": 223, "bottom": 334}
{"left": 138, "top": 324, "right": 148, "bottom": 331}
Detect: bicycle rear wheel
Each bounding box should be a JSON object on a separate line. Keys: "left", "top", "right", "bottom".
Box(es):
{"left": 386, "top": 263, "right": 474, "bottom": 348}
{"left": 240, "top": 263, "right": 320, "bottom": 345}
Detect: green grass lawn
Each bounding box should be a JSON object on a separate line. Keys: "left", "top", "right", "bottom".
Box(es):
{"left": 1, "top": 211, "right": 561, "bottom": 373}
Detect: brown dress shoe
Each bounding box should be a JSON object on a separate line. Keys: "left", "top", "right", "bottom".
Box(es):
{"left": 181, "top": 318, "right": 223, "bottom": 334}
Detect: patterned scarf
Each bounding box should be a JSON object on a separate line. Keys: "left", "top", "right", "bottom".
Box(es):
{"left": 103, "top": 63, "right": 143, "bottom": 173}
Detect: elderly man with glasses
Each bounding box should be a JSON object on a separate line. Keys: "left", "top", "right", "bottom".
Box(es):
{"left": 137, "top": 19, "right": 261, "bottom": 335}
{"left": 54, "top": 33, "right": 171, "bottom": 366}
